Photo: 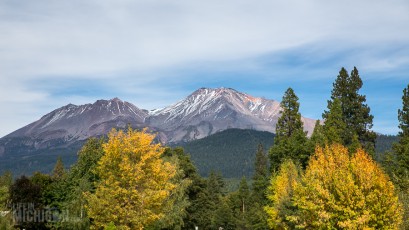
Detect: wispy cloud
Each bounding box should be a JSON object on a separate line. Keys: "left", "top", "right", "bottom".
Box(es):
{"left": 0, "top": 0, "right": 408, "bottom": 136}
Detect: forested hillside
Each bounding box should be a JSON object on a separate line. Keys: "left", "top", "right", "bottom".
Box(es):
{"left": 376, "top": 134, "right": 399, "bottom": 154}
{"left": 179, "top": 128, "right": 275, "bottom": 178}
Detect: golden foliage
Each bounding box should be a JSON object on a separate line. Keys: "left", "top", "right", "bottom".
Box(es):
{"left": 265, "top": 159, "right": 300, "bottom": 229}
{"left": 266, "top": 144, "right": 403, "bottom": 229}
{"left": 292, "top": 144, "right": 402, "bottom": 229}
{"left": 85, "top": 128, "right": 177, "bottom": 230}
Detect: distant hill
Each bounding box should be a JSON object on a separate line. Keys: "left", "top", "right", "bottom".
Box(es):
{"left": 179, "top": 131, "right": 398, "bottom": 178}
{"left": 375, "top": 134, "right": 399, "bottom": 156}
{"left": 178, "top": 128, "right": 275, "bottom": 178}
{"left": 1, "top": 130, "right": 399, "bottom": 178}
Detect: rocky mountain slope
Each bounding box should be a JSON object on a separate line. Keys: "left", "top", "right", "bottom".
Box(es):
{"left": 0, "top": 87, "right": 317, "bottom": 175}
{"left": 147, "top": 87, "right": 315, "bottom": 142}
{"left": 1, "top": 98, "right": 148, "bottom": 152}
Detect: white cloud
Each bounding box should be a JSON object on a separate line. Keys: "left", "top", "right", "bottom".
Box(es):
{"left": 0, "top": 0, "right": 408, "bottom": 136}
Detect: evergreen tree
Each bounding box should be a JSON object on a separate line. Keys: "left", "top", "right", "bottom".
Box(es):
{"left": 308, "top": 120, "right": 326, "bottom": 151}
{"left": 237, "top": 177, "right": 250, "bottom": 227}
{"left": 269, "top": 88, "right": 309, "bottom": 172}
{"left": 275, "top": 88, "right": 304, "bottom": 139}
{"left": 187, "top": 170, "right": 226, "bottom": 230}
{"left": 226, "top": 177, "right": 251, "bottom": 229}
{"left": 148, "top": 147, "right": 192, "bottom": 230}
{"left": 161, "top": 148, "right": 208, "bottom": 230}
{"left": 30, "top": 172, "right": 54, "bottom": 205}
{"left": 247, "top": 144, "right": 270, "bottom": 230}
{"left": 252, "top": 143, "right": 269, "bottom": 202}
{"left": 52, "top": 156, "right": 65, "bottom": 180}
{"left": 323, "top": 67, "right": 376, "bottom": 154}
{"left": 55, "top": 138, "right": 105, "bottom": 229}
{"left": 322, "top": 98, "right": 346, "bottom": 145}
{"left": 393, "top": 84, "right": 409, "bottom": 178}
{"left": 207, "top": 171, "right": 225, "bottom": 201}
{"left": 212, "top": 197, "right": 236, "bottom": 230}
{"left": 386, "top": 84, "right": 409, "bottom": 228}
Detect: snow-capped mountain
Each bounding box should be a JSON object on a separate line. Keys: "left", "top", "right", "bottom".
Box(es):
{"left": 0, "top": 87, "right": 318, "bottom": 175}
{"left": 147, "top": 87, "right": 315, "bottom": 142}
{"left": 0, "top": 87, "right": 317, "bottom": 156}
{"left": 3, "top": 98, "right": 148, "bottom": 150}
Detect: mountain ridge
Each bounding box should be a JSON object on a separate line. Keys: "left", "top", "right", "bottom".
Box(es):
{"left": 0, "top": 87, "right": 316, "bottom": 160}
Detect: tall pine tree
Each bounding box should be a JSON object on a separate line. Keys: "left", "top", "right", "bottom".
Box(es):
{"left": 388, "top": 84, "right": 409, "bottom": 228}
{"left": 322, "top": 98, "right": 347, "bottom": 145}
{"left": 246, "top": 144, "right": 270, "bottom": 230}
{"left": 269, "top": 88, "right": 309, "bottom": 172}
{"left": 308, "top": 120, "right": 326, "bottom": 150}
{"left": 252, "top": 143, "right": 269, "bottom": 202}
{"left": 323, "top": 67, "right": 376, "bottom": 154}
{"left": 394, "top": 84, "right": 409, "bottom": 173}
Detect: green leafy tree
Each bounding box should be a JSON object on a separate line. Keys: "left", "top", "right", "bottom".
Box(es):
{"left": 0, "top": 171, "right": 13, "bottom": 230}
{"left": 269, "top": 88, "right": 309, "bottom": 172}
{"left": 0, "top": 171, "right": 11, "bottom": 208}
{"left": 323, "top": 67, "right": 376, "bottom": 154}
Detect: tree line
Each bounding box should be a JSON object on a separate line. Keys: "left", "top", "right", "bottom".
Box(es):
{"left": 0, "top": 67, "right": 408, "bottom": 229}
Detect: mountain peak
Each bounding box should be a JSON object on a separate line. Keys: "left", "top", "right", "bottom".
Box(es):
{"left": 2, "top": 87, "right": 316, "bottom": 145}
{"left": 147, "top": 87, "right": 306, "bottom": 142}
{"left": 110, "top": 97, "right": 122, "bottom": 102}
{"left": 193, "top": 87, "right": 239, "bottom": 95}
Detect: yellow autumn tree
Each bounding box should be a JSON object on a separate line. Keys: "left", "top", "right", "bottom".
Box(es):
{"left": 85, "top": 128, "right": 177, "bottom": 230}
{"left": 291, "top": 144, "right": 402, "bottom": 229}
{"left": 265, "top": 159, "right": 300, "bottom": 229}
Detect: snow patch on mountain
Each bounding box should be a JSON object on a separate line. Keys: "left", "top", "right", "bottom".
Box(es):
{"left": 2, "top": 87, "right": 317, "bottom": 146}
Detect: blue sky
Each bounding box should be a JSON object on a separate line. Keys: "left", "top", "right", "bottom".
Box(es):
{"left": 0, "top": 0, "right": 408, "bottom": 137}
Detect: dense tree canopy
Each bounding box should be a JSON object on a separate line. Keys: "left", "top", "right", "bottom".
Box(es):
{"left": 267, "top": 144, "right": 402, "bottom": 229}
{"left": 85, "top": 128, "right": 177, "bottom": 229}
